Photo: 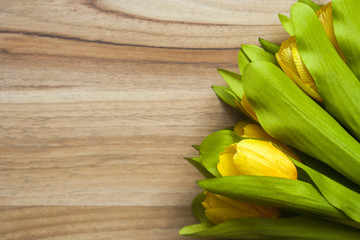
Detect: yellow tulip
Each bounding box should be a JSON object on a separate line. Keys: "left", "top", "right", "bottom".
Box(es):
{"left": 204, "top": 138, "right": 296, "bottom": 224}
{"left": 217, "top": 139, "right": 297, "bottom": 179}
{"left": 276, "top": 3, "right": 346, "bottom": 102}
{"left": 317, "top": 2, "right": 346, "bottom": 62}
{"left": 276, "top": 36, "right": 323, "bottom": 102}
{"left": 202, "top": 191, "right": 279, "bottom": 224}
{"left": 234, "top": 121, "right": 301, "bottom": 162}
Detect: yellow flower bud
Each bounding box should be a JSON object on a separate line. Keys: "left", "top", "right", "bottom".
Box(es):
{"left": 276, "top": 36, "right": 323, "bottom": 102}
{"left": 276, "top": 3, "right": 346, "bottom": 102}
{"left": 316, "top": 2, "right": 346, "bottom": 62}
{"left": 234, "top": 121, "right": 301, "bottom": 162}
{"left": 218, "top": 139, "right": 297, "bottom": 179}
{"left": 202, "top": 191, "right": 279, "bottom": 224}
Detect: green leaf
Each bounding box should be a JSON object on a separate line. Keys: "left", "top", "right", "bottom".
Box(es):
{"left": 242, "top": 44, "right": 279, "bottom": 66}
{"left": 294, "top": 160, "right": 360, "bottom": 223}
{"left": 291, "top": 2, "right": 360, "bottom": 140}
{"left": 198, "top": 175, "right": 345, "bottom": 219}
{"left": 242, "top": 61, "right": 360, "bottom": 185}
{"left": 238, "top": 49, "right": 250, "bottom": 74}
{"left": 217, "top": 69, "right": 244, "bottom": 99}
{"left": 199, "top": 130, "right": 242, "bottom": 177}
{"left": 332, "top": 0, "right": 360, "bottom": 80}
{"left": 180, "top": 216, "right": 360, "bottom": 239}
{"left": 191, "top": 192, "right": 212, "bottom": 223}
{"left": 184, "top": 157, "right": 214, "bottom": 179}
{"left": 298, "top": 0, "right": 322, "bottom": 11}
{"left": 297, "top": 151, "right": 360, "bottom": 194}
{"left": 212, "top": 85, "right": 239, "bottom": 109}
{"left": 258, "top": 38, "right": 280, "bottom": 54}
{"left": 192, "top": 145, "right": 200, "bottom": 151}
{"left": 278, "top": 14, "right": 294, "bottom": 36}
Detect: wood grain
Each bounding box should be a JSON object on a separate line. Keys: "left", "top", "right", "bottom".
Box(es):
{"left": 0, "top": 206, "right": 197, "bottom": 240}
{"left": 0, "top": 0, "right": 328, "bottom": 239}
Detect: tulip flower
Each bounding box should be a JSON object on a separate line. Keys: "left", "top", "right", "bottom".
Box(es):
{"left": 202, "top": 191, "right": 279, "bottom": 224}
{"left": 201, "top": 138, "right": 296, "bottom": 224}
{"left": 181, "top": 1, "right": 360, "bottom": 238}
{"left": 217, "top": 139, "right": 297, "bottom": 180}
{"left": 234, "top": 121, "right": 300, "bottom": 161}
{"left": 276, "top": 36, "right": 322, "bottom": 102}
{"left": 276, "top": 3, "right": 347, "bottom": 103}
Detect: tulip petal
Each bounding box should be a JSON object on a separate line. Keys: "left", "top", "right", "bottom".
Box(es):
{"left": 218, "top": 144, "right": 241, "bottom": 176}
{"left": 242, "top": 61, "right": 360, "bottom": 185}
{"left": 276, "top": 37, "right": 322, "bottom": 101}
{"left": 332, "top": 0, "right": 360, "bottom": 79}
{"left": 234, "top": 121, "right": 301, "bottom": 162}
{"left": 202, "top": 192, "right": 276, "bottom": 224}
{"left": 291, "top": 2, "right": 360, "bottom": 140}
{"left": 240, "top": 95, "right": 259, "bottom": 122}
{"left": 258, "top": 38, "right": 280, "bottom": 54}
{"left": 234, "top": 121, "right": 271, "bottom": 140}
{"left": 233, "top": 139, "right": 297, "bottom": 180}
{"left": 215, "top": 194, "right": 279, "bottom": 219}
{"left": 316, "top": 3, "right": 346, "bottom": 62}
{"left": 198, "top": 175, "right": 346, "bottom": 219}
{"left": 180, "top": 216, "right": 360, "bottom": 240}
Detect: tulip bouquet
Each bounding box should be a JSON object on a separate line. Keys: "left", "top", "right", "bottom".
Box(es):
{"left": 179, "top": 0, "right": 360, "bottom": 239}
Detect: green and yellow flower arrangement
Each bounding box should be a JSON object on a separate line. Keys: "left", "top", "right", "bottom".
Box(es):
{"left": 179, "top": 0, "right": 360, "bottom": 239}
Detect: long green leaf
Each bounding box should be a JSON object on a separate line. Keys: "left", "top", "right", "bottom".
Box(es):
{"left": 180, "top": 216, "right": 360, "bottom": 239}
{"left": 217, "top": 69, "right": 244, "bottom": 99}
{"left": 212, "top": 85, "right": 239, "bottom": 109}
{"left": 298, "top": 0, "right": 322, "bottom": 11}
{"left": 238, "top": 49, "right": 250, "bottom": 74}
{"left": 332, "top": 0, "right": 360, "bottom": 80}
{"left": 199, "top": 130, "right": 242, "bottom": 177}
{"left": 184, "top": 157, "right": 214, "bottom": 179}
{"left": 242, "top": 45, "right": 279, "bottom": 66}
{"left": 278, "top": 14, "right": 294, "bottom": 36}
{"left": 297, "top": 151, "right": 360, "bottom": 193}
{"left": 291, "top": 2, "right": 360, "bottom": 140}
{"left": 258, "top": 38, "right": 280, "bottom": 54}
{"left": 294, "top": 160, "right": 360, "bottom": 223}
{"left": 198, "top": 175, "right": 345, "bottom": 219}
{"left": 192, "top": 145, "right": 200, "bottom": 151}
{"left": 242, "top": 61, "right": 360, "bottom": 185}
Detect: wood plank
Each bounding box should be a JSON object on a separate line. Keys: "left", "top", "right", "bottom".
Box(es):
{"left": 0, "top": 32, "right": 241, "bottom": 206}
{"left": 0, "top": 206, "right": 198, "bottom": 240}
{"left": 0, "top": 0, "right": 292, "bottom": 48}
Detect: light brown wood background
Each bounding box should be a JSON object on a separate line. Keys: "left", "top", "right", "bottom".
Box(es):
{"left": 0, "top": 0, "right": 327, "bottom": 239}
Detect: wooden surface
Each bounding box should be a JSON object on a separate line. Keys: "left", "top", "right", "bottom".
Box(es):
{"left": 0, "top": 0, "right": 327, "bottom": 239}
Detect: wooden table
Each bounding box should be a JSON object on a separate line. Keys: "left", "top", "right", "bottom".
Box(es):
{"left": 0, "top": 0, "right": 327, "bottom": 239}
